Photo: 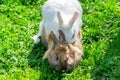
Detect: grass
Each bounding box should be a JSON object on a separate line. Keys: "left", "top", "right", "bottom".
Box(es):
{"left": 0, "top": 0, "right": 120, "bottom": 80}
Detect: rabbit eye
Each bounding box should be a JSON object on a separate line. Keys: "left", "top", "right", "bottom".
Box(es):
{"left": 56, "top": 57, "right": 59, "bottom": 61}
{"left": 71, "top": 34, "right": 75, "bottom": 40}
{"left": 71, "top": 30, "right": 75, "bottom": 40}
{"left": 59, "top": 35, "right": 60, "bottom": 39}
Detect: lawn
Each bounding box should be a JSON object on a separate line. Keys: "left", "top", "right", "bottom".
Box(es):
{"left": 0, "top": 0, "right": 120, "bottom": 80}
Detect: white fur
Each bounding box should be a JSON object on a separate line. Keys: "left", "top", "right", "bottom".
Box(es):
{"left": 33, "top": 0, "right": 82, "bottom": 43}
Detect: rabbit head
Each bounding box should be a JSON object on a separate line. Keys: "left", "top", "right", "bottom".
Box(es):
{"left": 57, "top": 11, "right": 81, "bottom": 43}
{"left": 43, "top": 30, "right": 83, "bottom": 72}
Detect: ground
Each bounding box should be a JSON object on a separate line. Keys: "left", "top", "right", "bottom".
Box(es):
{"left": 0, "top": 0, "right": 120, "bottom": 80}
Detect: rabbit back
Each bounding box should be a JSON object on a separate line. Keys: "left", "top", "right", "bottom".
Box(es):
{"left": 42, "top": 0, "right": 82, "bottom": 43}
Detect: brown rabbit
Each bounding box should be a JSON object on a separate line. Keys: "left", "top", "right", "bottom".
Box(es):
{"left": 41, "top": 28, "right": 83, "bottom": 71}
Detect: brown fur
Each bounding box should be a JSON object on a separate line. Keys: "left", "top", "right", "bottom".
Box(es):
{"left": 41, "top": 28, "right": 83, "bottom": 71}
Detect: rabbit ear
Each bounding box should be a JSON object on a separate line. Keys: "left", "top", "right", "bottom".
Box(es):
{"left": 42, "top": 49, "right": 51, "bottom": 60}
{"left": 68, "top": 44, "right": 82, "bottom": 54}
{"left": 43, "top": 30, "right": 58, "bottom": 60}
{"left": 49, "top": 30, "right": 58, "bottom": 43}
{"left": 58, "top": 30, "right": 66, "bottom": 42}
{"left": 69, "top": 12, "right": 79, "bottom": 25}
{"left": 57, "top": 12, "right": 63, "bottom": 25}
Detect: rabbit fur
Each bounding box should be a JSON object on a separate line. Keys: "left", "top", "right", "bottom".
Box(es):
{"left": 33, "top": 0, "right": 82, "bottom": 43}
{"left": 42, "top": 29, "right": 83, "bottom": 71}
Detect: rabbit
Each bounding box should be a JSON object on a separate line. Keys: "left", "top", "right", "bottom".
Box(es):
{"left": 42, "top": 29, "right": 83, "bottom": 71}
{"left": 33, "top": 0, "right": 82, "bottom": 44}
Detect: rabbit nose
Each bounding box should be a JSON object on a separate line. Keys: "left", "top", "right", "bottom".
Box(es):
{"left": 50, "top": 63, "right": 56, "bottom": 69}
{"left": 50, "top": 64, "right": 55, "bottom": 69}
{"left": 61, "top": 67, "right": 66, "bottom": 72}
{"left": 61, "top": 65, "right": 67, "bottom": 71}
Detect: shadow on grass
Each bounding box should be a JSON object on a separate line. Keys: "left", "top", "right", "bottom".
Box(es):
{"left": 91, "top": 29, "right": 120, "bottom": 79}
{"left": 28, "top": 40, "right": 65, "bottom": 80}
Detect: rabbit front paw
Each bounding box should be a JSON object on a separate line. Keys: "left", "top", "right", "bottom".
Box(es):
{"left": 32, "top": 35, "right": 40, "bottom": 44}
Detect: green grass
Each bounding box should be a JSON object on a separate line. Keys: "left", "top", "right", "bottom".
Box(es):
{"left": 0, "top": 0, "right": 120, "bottom": 80}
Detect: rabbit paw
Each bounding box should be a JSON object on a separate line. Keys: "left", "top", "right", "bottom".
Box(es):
{"left": 32, "top": 35, "right": 40, "bottom": 44}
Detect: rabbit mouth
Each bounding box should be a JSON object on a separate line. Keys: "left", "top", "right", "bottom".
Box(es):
{"left": 60, "top": 63, "right": 75, "bottom": 72}
{"left": 56, "top": 57, "right": 76, "bottom": 72}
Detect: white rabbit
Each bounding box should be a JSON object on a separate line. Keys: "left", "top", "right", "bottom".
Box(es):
{"left": 33, "top": 0, "right": 82, "bottom": 43}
